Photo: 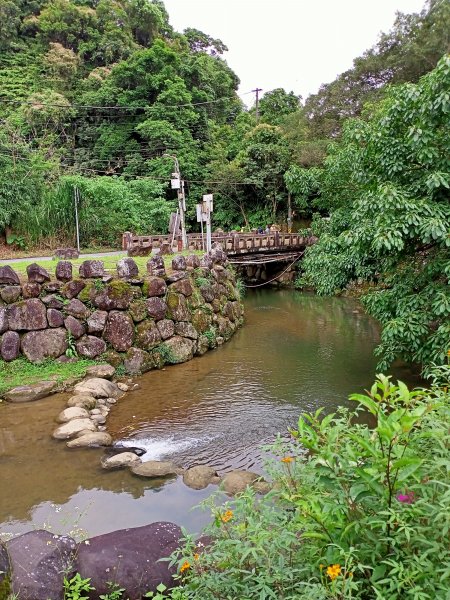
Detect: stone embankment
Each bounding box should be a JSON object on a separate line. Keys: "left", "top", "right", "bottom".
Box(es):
{"left": 0, "top": 248, "right": 243, "bottom": 377}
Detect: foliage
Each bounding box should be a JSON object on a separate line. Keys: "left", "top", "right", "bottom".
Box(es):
{"left": 63, "top": 573, "right": 94, "bottom": 600}
{"left": 298, "top": 56, "right": 450, "bottom": 374}
{"left": 170, "top": 372, "right": 450, "bottom": 599}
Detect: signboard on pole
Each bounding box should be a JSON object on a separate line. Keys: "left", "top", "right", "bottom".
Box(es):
{"left": 196, "top": 204, "right": 207, "bottom": 222}
{"left": 202, "top": 194, "right": 213, "bottom": 212}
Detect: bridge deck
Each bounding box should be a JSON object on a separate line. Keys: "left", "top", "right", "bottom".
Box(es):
{"left": 123, "top": 232, "right": 316, "bottom": 256}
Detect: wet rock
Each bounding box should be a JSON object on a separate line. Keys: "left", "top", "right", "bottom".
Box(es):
{"left": 117, "top": 382, "right": 129, "bottom": 392}
{"left": 86, "top": 364, "right": 115, "bottom": 379}
{"left": 169, "top": 277, "right": 193, "bottom": 297}
{"left": 0, "top": 285, "right": 21, "bottom": 304}
{"left": 129, "top": 299, "right": 147, "bottom": 322}
{"left": 4, "top": 381, "right": 57, "bottom": 403}
{"left": 87, "top": 310, "right": 107, "bottom": 334}
{"left": 135, "top": 320, "right": 161, "bottom": 350}
{"left": 64, "top": 316, "right": 86, "bottom": 339}
{"left": 146, "top": 296, "right": 167, "bottom": 321}
{"left": 162, "top": 336, "right": 194, "bottom": 364}
{"left": 183, "top": 466, "right": 219, "bottom": 490}
{"left": 53, "top": 418, "right": 97, "bottom": 439}
{"left": 186, "top": 254, "right": 200, "bottom": 269}
{"left": 221, "top": 470, "right": 261, "bottom": 495}
{"left": 62, "top": 280, "right": 85, "bottom": 299}
{"left": 7, "top": 298, "right": 47, "bottom": 331}
{"left": 0, "top": 330, "right": 20, "bottom": 361}
{"left": 156, "top": 318, "right": 174, "bottom": 340}
{"left": 54, "top": 248, "right": 79, "bottom": 260}
{"left": 131, "top": 460, "right": 180, "bottom": 478}
{"left": 74, "top": 522, "right": 181, "bottom": 599}
{"left": 26, "top": 263, "right": 51, "bottom": 284}
{"left": 123, "top": 347, "right": 154, "bottom": 374}
{"left": 172, "top": 255, "right": 186, "bottom": 271}
{"left": 42, "top": 294, "right": 64, "bottom": 309}
{"left": 22, "top": 282, "right": 41, "bottom": 298}
{"left": 74, "top": 377, "right": 122, "bottom": 399}
{"left": 117, "top": 257, "right": 139, "bottom": 279}
{"left": 101, "top": 452, "right": 142, "bottom": 470}
{"left": 75, "top": 335, "right": 106, "bottom": 358}
{"left": 7, "top": 530, "right": 76, "bottom": 600}
{"left": 103, "top": 311, "right": 134, "bottom": 351}
{"left": 94, "top": 281, "right": 134, "bottom": 310}
{"left": 145, "top": 276, "right": 168, "bottom": 297}
{"left": 65, "top": 298, "right": 90, "bottom": 319}
{"left": 47, "top": 308, "right": 64, "bottom": 328}
{"left": 67, "top": 394, "right": 97, "bottom": 409}
{"left": 57, "top": 406, "right": 90, "bottom": 423}
{"left": 67, "top": 432, "right": 112, "bottom": 448}
{"left": 175, "top": 321, "right": 198, "bottom": 339}
{"left": 166, "top": 291, "right": 191, "bottom": 321}
{"left": 107, "top": 445, "right": 146, "bottom": 457}
{"left": 79, "top": 260, "right": 105, "bottom": 278}
{"left": 55, "top": 260, "right": 73, "bottom": 281}
{"left": 21, "top": 328, "right": 67, "bottom": 362}
{"left": 0, "top": 306, "right": 7, "bottom": 334}
{"left": 0, "top": 265, "right": 20, "bottom": 285}
{"left": 147, "top": 255, "right": 166, "bottom": 277}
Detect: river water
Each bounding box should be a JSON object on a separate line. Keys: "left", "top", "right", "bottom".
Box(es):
{"left": 0, "top": 290, "right": 418, "bottom": 540}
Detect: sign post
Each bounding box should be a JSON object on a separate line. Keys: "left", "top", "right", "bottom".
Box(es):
{"left": 202, "top": 194, "right": 213, "bottom": 252}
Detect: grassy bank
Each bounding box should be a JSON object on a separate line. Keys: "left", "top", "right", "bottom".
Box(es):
{"left": 0, "top": 358, "right": 98, "bottom": 397}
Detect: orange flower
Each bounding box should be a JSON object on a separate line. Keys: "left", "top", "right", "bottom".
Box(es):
{"left": 180, "top": 561, "right": 190, "bottom": 573}
{"left": 326, "top": 564, "right": 341, "bottom": 580}
{"left": 281, "top": 456, "right": 294, "bottom": 463}
{"left": 193, "top": 553, "right": 200, "bottom": 561}
{"left": 221, "top": 509, "right": 233, "bottom": 523}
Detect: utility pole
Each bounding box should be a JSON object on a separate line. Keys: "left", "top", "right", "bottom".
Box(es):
{"left": 165, "top": 154, "right": 188, "bottom": 250}
{"left": 252, "top": 87, "right": 263, "bottom": 122}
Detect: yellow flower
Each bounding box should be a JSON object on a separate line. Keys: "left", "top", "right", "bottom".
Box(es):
{"left": 221, "top": 509, "right": 233, "bottom": 523}
{"left": 326, "top": 564, "right": 341, "bottom": 580}
{"left": 319, "top": 564, "right": 324, "bottom": 570}
{"left": 281, "top": 456, "right": 294, "bottom": 463}
{"left": 193, "top": 553, "right": 200, "bottom": 561}
{"left": 180, "top": 561, "right": 190, "bottom": 573}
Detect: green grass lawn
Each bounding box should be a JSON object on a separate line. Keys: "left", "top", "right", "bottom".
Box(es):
{"left": 0, "top": 357, "right": 98, "bottom": 397}
{"left": 2, "top": 250, "right": 202, "bottom": 280}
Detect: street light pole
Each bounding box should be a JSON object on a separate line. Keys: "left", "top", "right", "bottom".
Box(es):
{"left": 165, "top": 154, "right": 188, "bottom": 250}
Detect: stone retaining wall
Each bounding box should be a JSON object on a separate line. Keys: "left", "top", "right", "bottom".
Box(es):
{"left": 0, "top": 248, "right": 243, "bottom": 373}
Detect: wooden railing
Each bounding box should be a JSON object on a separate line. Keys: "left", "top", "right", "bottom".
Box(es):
{"left": 122, "top": 231, "right": 317, "bottom": 256}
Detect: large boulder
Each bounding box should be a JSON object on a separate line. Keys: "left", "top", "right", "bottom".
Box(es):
{"left": 156, "top": 319, "right": 175, "bottom": 340}
{"left": 191, "top": 309, "right": 212, "bottom": 333}
{"left": 169, "top": 278, "right": 193, "bottom": 297}
{"left": 162, "top": 336, "right": 194, "bottom": 364}
{"left": 65, "top": 298, "right": 90, "bottom": 319}
{"left": 85, "top": 364, "right": 115, "bottom": 379}
{"left": 199, "top": 283, "right": 215, "bottom": 303}
{"left": 183, "top": 466, "right": 219, "bottom": 490}
{"left": 6, "top": 530, "right": 76, "bottom": 600}
{"left": 79, "top": 260, "right": 105, "bottom": 278}
{"left": 66, "top": 394, "right": 97, "bottom": 409}
{"left": 87, "top": 310, "right": 108, "bottom": 334}
{"left": 135, "top": 320, "right": 161, "bottom": 350}
{"left": 26, "top": 263, "right": 51, "bottom": 284}
{"left": 131, "top": 460, "right": 180, "bottom": 478}
{"left": 7, "top": 298, "right": 47, "bottom": 331}
{"left": 117, "top": 257, "right": 139, "bottom": 279}
{"left": 172, "top": 255, "right": 186, "bottom": 271}
{"left": 67, "top": 432, "right": 112, "bottom": 448}
{"left": 73, "top": 377, "right": 122, "bottom": 399}
{"left": 145, "top": 276, "right": 167, "bottom": 297}
{"left": 57, "top": 406, "right": 90, "bottom": 423}
{"left": 22, "top": 282, "right": 41, "bottom": 299}
{"left": 62, "top": 280, "right": 86, "bottom": 299}
{"left": 147, "top": 255, "right": 166, "bottom": 277}
{"left": 0, "top": 330, "right": 20, "bottom": 361}
{"left": 94, "top": 282, "right": 134, "bottom": 310}
{"left": 103, "top": 311, "right": 134, "bottom": 351}
{"left": 47, "top": 308, "right": 64, "bottom": 328}
{"left": 186, "top": 254, "right": 200, "bottom": 269}
{"left": 0, "top": 265, "right": 20, "bottom": 285}
{"left": 166, "top": 291, "right": 191, "bottom": 321}
{"left": 4, "top": 381, "right": 57, "bottom": 403}
{"left": 221, "top": 470, "right": 261, "bottom": 495}
{"left": 129, "top": 299, "right": 147, "bottom": 322}
{"left": 41, "top": 294, "right": 63, "bottom": 309}
{"left": 52, "top": 418, "right": 97, "bottom": 439}
{"left": 55, "top": 260, "right": 73, "bottom": 281}
{"left": 123, "top": 347, "right": 154, "bottom": 374}
{"left": 101, "top": 452, "right": 142, "bottom": 470}
{"left": 146, "top": 297, "right": 167, "bottom": 321}
{"left": 74, "top": 523, "right": 181, "bottom": 599}
{"left": 175, "top": 322, "right": 198, "bottom": 340}
{"left": 0, "top": 285, "right": 22, "bottom": 304}
{"left": 76, "top": 335, "right": 106, "bottom": 359}
{"left": 64, "top": 316, "right": 86, "bottom": 339}
{"left": 21, "top": 328, "right": 67, "bottom": 362}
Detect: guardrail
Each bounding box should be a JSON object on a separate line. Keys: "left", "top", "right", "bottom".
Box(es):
{"left": 122, "top": 231, "right": 317, "bottom": 255}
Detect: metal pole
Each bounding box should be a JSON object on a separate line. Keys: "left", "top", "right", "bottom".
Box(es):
{"left": 200, "top": 214, "right": 205, "bottom": 251}
{"left": 206, "top": 204, "right": 212, "bottom": 253}
{"left": 179, "top": 178, "right": 188, "bottom": 250}
{"left": 74, "top": 186, "right": 80, "bottom": 252}
{"left": 287, "top": 191, "right": 292, "bottom": 234}
{"left": 171, "top": 209, "right": 179, "bottom": 250}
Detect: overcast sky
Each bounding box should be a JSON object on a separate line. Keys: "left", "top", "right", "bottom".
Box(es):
{"left": 163, "top": 0, "right": 426, "bottom": 104}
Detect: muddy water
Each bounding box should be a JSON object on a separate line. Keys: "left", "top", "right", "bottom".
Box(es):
{"left": 0, "top": 290, "right": 417, "bottom": 539}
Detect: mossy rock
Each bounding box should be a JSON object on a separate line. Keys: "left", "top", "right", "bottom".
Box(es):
{"left": 192, "top": 309, "right": 212, "bottom": 333}
{"left": 77, "top": 280, "right": 97, "bottom": 303}
{"left": 101, "top": 349, "right": 124, "bottom": 368}
{"left": 129, "top": 299, "right": 147, "bottom": 322}
{"left": 135, "top": 320, "right": 161, "bottom": 350}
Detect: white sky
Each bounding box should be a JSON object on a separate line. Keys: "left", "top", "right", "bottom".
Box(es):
{"left": 163, "top": 0, "right": 426, "bottom": 103}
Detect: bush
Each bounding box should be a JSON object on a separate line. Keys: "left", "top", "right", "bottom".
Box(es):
{"left": 170, "top": 370, "right": 450, "bottom": 599}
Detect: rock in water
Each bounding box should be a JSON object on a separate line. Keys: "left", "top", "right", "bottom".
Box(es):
{"left": 131, "top": 460, "right": 181, "bottom": 478}
{"left": 73, "top": 378, "right": 122, "bottom": 399}
{"left": 4, "top": 381, "right": 57, "bottom": 403}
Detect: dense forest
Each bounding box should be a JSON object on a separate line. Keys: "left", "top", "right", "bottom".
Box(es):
{"left": 0, "top": 0, "right": 449, "bottom": 373}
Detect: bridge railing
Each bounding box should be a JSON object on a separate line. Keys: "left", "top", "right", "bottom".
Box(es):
{"left": 122, "top": 231, "right": 316, "bottom": 255}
